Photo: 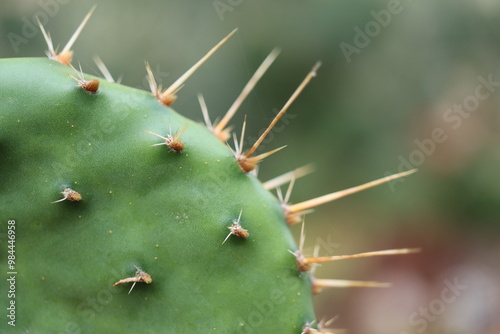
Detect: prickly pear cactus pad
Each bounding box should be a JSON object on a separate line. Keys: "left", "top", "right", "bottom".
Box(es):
{"left": 0, "top": 57, "right": 314, "bottom": 333}
{"left": 0, "top": 9, "right": 417, "bottom": 334}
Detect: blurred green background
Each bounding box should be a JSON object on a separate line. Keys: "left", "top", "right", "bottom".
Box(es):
{"left": 1, "top": 0, "right": 499, "bottom": 333}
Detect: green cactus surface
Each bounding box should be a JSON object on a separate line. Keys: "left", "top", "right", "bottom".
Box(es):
{"left": 0, "top": 57, "right": 319, "bottom": 333}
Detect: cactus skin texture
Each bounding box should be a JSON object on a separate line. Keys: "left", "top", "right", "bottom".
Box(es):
{"left": 0, "top": 58, "right": 316, "bottom": 333}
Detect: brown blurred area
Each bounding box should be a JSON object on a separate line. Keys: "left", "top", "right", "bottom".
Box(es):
{"left": 1, "top": 0, "right": 499, "bottom": 332}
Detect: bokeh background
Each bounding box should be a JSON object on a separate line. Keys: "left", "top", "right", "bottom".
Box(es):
{"left": 1, "top": 0, "right": 499, "bottom": 333}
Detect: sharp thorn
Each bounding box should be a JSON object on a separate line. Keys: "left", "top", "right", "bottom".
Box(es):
{"left": 160, "top": 28, "right": 238, "bottom": 104}
{"left": 232, "top": 133, "right": 239, "bottom": 155}
{"left": 214, "top": 48, "right": 280, "bottom": 139}
{"left": 288, "top": 169, "right": 418, "bottom": 214}
{"left": 276, "top": 186, "right": 284, "bottom": 203}
{"left": 299, "top": 217, "right": 306, "bottom": 252}
{"left": 144, "top": 130, "right": 168, "bottom": 141}
{"left": 314, "top": 278, "right": 392, "bottom": 290}
{"left": 62, "top": 5, "right": 96, "bottom": 53}
{"left": 305, "top": 248, "right": 421, "bottom": 265}
{"left": 250, "top": 145, "right": 287, "bottom": 162}
{"left": 128, "top": 281, "right": 137, "bottom": 294}
{"left": 198, "top": 93, "right": 213, "bottom": 130}
{"left": 221, "top": 232, "right": 232, "bottom": 245}
{"left": 320, "top": 316, "right": 339, "bottom": 329}
{"left": 284, "top": 175, "right": 296, "bottom": 204}
{"left": 36, "top": 16, "right": 55, "bottom": 56}
{"left": 263, "top": 163, "right": 315, "bottom": 190}
{"left": 51, "top": 197, "right": 66, "bottom": 204}
{"left": 239, "top": 115, "right": 247, "bottom": 155}
{"left": 237, "top": 145, "right": 286, "bottom": 173}
{"left": 245, "top": 61, "right": 321, "bottom": 158}
{"left": 145, "top": 61, "right": 159, "bottom": 96}
{"left": 94, "top": 56, "right": 115, "bottom": 83}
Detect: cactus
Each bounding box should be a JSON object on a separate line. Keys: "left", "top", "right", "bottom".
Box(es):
{"left": 0, "top": 9, "right": 417, "bottom": 333}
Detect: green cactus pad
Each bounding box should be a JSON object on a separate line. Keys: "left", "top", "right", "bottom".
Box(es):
{"left": 0, "top": 58, "right": 315, "bottom": 333}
